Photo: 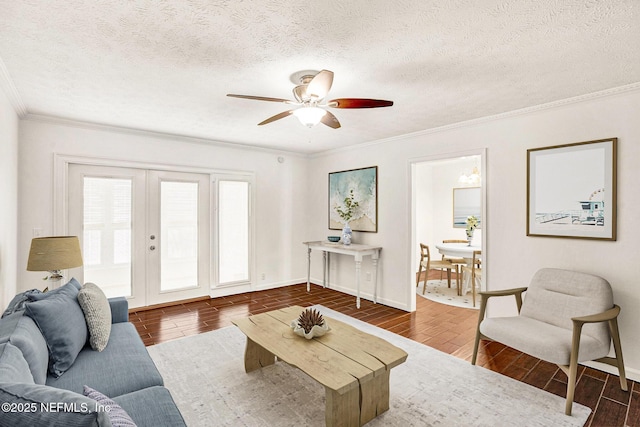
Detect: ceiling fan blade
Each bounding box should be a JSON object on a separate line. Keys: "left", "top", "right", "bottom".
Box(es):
{"left": 328, "top": 98, "right": 394, "bottom": 108}
{"left": 321, "top": 111, "right": 341, "bottom": 129}
{"left": 227, "top": 94, "right": 294, "bottom": 104}
{"left": 306, "top": 70, "right": 334, "bottom": 100}
{"left": 258, "top": 110, "right": 293, "bottom": 126}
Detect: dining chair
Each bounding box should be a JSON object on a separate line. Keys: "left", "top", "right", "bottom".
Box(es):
{"left": 461, "top": 250, "right": 481, "bottom": 306}
{"left": 471, "top": 268, "right": 627, "bottom": 415}
{"left": 441, "top": 239, "right": 468, "bottom": 293}
{"left": 416, "top": 243, "right": 456, "bottom": 294}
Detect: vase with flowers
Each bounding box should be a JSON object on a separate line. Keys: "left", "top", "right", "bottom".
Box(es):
{"left": 334, "top": 189, "right": 359, "bottom": 245}
{"left": 465, "top": 215, "right": 478, "bottom": 246}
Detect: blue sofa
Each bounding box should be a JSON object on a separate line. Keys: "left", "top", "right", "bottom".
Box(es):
{"left": 0, "top": 284, "right": 185, "bottom": 427}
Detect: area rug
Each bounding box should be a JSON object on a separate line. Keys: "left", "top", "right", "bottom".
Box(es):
{"left": 147, "top": 305, "right": 590, "bottom": 427}
{"left": 417, "top": 279, "right": 479, "bottom": 309}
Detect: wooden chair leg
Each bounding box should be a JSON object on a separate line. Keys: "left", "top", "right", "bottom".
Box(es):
{"left": 609, "top": 317, "right": 628, "bottom": 391}
{"left": 471, "top": 295, "right": 489, "bottom": 365}
{"left": 421, "top": 265, "right": 428, "bottom": 295}
{"left": 565, "top": 363, "right": 577, "bottom": 416}
{"left": 416, "top": 263, "right": 422, "bottom": 288}
{"left": 446, "top": 269, "right": 451, "bottom": 288}
{"left": 472, "top": 272, "right": 477, "bottom": 307}
{"left": 565, "top": 323, "right": 584, "bottom": 415}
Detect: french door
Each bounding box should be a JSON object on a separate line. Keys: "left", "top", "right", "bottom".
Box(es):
{"left": 68, "top": 164, "right": 211, "bottom": 308}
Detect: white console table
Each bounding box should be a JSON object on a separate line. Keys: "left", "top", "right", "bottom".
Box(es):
{"left": 304, "top": 241, "right": 382, "bottom": 309}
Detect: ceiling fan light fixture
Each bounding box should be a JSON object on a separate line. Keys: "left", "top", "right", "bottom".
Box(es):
{"left": 293, "top": 107, "right": 326, "bottom": 127}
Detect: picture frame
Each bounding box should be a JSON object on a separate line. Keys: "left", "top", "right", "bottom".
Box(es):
{"left": 453, "top": 187, "right": 481, "bottom": 228}
{"left": 329, "top": 166, "right": 378, "bottom": 232}
{"left": 527, "top": 138, "right": 617, "bottom": 240}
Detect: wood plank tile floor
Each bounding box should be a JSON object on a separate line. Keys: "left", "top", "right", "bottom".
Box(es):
{"left": 131, "top": 272, "right": 638, "bottom": 427}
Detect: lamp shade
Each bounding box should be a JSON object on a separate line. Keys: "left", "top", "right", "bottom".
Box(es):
{"left": 27, "top": 236, "right": 83, "bottom": 272}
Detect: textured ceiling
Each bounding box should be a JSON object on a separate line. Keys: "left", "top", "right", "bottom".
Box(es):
{"left": 1, "top": 0, "right": 639, "bottom": 154}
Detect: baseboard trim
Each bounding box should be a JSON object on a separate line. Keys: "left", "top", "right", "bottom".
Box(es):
{"left": 128, "top": 295, "right": 210, "bottom": 313}
{"left": 307, "top": 278, "right": 410, "bottom": 312}
{"left": 208, "top": 278, "right": 304, "bottom": 299}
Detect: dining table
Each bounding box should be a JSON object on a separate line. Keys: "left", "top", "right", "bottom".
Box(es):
{"left": 434, "top": 242, "right": 482, "bottom": 295}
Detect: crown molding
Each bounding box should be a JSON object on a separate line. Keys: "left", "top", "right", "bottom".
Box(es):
{"left": 22, "top": 113, "right": 310, "bottom": 158}
{"left": 0, "top": 56, "right": 27, "bottom": 117}
{"left": 17, "top": 80, "right": 640, "bottom": 159}
{"left": 311, "top": 81, "right": 640, "bottom": 158}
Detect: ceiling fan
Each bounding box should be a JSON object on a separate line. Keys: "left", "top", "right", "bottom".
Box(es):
{"left": 227, "top": 69, "right": 393, "bottom": 129}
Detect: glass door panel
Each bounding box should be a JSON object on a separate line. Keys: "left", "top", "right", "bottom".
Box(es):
{"left": 82, "top": 177, "right": 133, "bottom": 298}
{"left": 160, "top": 181, "right": 199, "bottom": 291}
{"left": 68, "top": 165, "right": 146, "bottom": 307}
{"left": 147, "top": 170, "right": 210, "bottom": 305}
{"left": 218, "top": 180, "right": 250, "bottom": 285}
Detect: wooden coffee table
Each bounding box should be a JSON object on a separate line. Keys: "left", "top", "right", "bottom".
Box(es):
{"left": 232, "top": 306, "right": 407, "bottom": 427}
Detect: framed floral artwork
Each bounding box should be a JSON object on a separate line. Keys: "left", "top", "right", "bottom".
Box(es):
{"left": 328, "top": 166, "right": 378, "bottom": 232}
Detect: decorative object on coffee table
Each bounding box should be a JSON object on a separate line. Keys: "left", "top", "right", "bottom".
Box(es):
{"left": 291, "top": 308, "right": 330, "bottom": 339}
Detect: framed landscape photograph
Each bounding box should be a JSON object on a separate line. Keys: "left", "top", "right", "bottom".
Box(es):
{"left": 453, "top": 187, "right": 481, "bottom": 228}
{"left": 527, "top": 138, "right": 617, "bottom": 240}
{"left": 329, "top": 166, "right": 378, "bottom": 232}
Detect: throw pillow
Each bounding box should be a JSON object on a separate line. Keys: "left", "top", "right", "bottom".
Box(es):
{"left": 78, "top": 283, "right": 112, "bottom": 351}
{"left": 24, "top": 283, "right": 89, "bottom": 378}
{"left": 83, "top": 385, "right": 137, "bottom": 427}
{"left": 27, "top": 277, "right": 82, "bottom": 301}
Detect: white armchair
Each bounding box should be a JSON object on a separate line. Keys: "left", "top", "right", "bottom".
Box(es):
{"left": 471, "top": 268, "right": 627, "bottom": 415}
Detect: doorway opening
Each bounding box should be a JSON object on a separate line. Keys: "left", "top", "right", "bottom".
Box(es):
{"left": 410, "top": 151, "right": 486, "bottom": 313}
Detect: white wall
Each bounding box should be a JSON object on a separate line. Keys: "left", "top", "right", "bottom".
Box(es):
{"left": 0, "top": 88, "right": 18, "bottom": 310}
{"left": 307, "top": 88, "right": 640, "bottom": 377}
{"left": 17, "top": 118, "right": 310, "bottom": 297}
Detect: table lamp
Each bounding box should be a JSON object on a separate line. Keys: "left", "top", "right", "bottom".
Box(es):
{"left": 27, "top": 236, "right": 83, "bottom": 286}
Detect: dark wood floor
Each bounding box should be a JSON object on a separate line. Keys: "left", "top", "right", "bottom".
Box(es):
{"left": 130, "top": 272, "right": 638, "bottom": 427}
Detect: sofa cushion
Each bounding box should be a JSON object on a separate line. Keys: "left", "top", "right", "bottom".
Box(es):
{"left": 84, "top": 385, "right": 137, "bottom": 427}
{"left": 0, "top": 342, "right": 34, "bottom": 383}
{"left": 519, "top": 268, "right": 612, "bottom": 345}
{"left": 0, "top": 311, "right": 49, "bottom": 384}
{"left": 78, "top": 283, "right": 112, "bottom": 351}
{"left": 113, "top": 386, "right": 186, "bottom": 427}
{"left": 2, "top": 289, "right": 43, "bottom": 318}
{"left": 24, "top": 283, "right": 89, "bottom": 378}
{"left": 0, "top": 381, "right": 111, "bottom": 427}
{"left": 47, "top": 322, "right": 164, "bottom": 397}
{"left": 480, "top": 315, "right": 611, "bottom": 365}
